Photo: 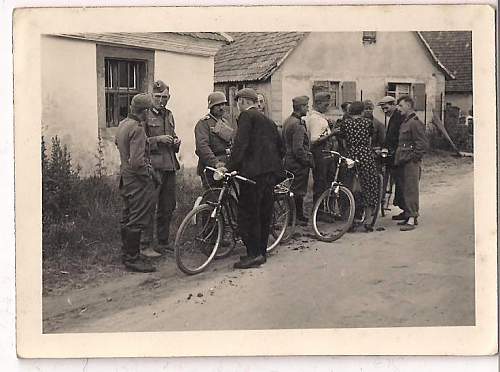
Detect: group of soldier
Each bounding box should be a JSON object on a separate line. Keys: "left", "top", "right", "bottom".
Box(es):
{"left": 115, "top": 80, "right": 428, "bottom": 273}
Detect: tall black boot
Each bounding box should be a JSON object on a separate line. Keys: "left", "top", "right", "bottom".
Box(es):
{"left": 123, "top": 229, "right": 156, "bottom": 273}
{"left": 120, "top": 226, "right": 129, "bottom": 259}
{"left": 295, "top": 196, "right": 308, "bottom": 225}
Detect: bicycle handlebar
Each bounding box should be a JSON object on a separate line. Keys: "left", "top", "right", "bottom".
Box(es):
{"left": 205, "top": 166, "right": 257, "bottom": 185}
{"left": 321, "top": 150, "right": 359, "bottom": 163}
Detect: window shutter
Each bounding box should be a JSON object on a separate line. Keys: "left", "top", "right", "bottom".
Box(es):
{"left": 342, "top": 81, "right": 357, "bottom": 103}
{"left": 413, "top": 83, "right": 426, "bottom": 111}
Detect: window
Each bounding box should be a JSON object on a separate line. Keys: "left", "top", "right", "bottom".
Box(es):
{"left": 386, "top": 82, "right": 427, "bottom": 111}
{"left": 96, "top": 45, "right": 154, "bottom": 130}
{"left": 105, "top": 59, "right": 146, "bottom": 127}
{"left": 362, "top": 31, "right": 377, "bottom": 44}
{"left": 387, "top": 82, "right": 411, "bottom": 101}
{"left": 312, "top": 81, "right": 340, "bottom": 113}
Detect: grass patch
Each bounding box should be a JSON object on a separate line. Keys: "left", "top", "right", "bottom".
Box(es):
{"left": 42, "top": 136, "right": 203, "bottom": 296}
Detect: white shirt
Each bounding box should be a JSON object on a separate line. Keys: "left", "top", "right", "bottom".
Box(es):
{"left": 306, "top": 110, "right": 331, "bottom": 143}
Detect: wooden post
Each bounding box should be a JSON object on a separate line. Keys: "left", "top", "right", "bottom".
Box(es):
{"left": 424, "top": 94, "right": 427, "bottom": 126}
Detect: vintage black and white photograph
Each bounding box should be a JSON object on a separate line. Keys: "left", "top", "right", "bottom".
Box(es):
{"left": 14, "top": 5, "right": 497, "bottom": 358}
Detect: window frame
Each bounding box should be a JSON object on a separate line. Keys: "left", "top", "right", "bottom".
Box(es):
{"left": 96, "top": 45, "right": 154, "bottom": 132}
{"left": 362, "top": 31, "right": 377, "bottom": 44}
{"left": 386, "top": 82, "right": 412, "bottom": 101}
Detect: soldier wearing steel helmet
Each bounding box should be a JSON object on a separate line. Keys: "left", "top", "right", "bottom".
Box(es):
{"left": 115, "top": 93, "right": 156, "bottom": 273}
{"left": 141, "top": 80, "right": 181, "bottom": 257}
{"left": 194, "top": 91, "right": 234, "bottom": 188}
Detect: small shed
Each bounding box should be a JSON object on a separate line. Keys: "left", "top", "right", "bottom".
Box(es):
{"left": 215, "top": 32, "right": 455, "bottom": 128}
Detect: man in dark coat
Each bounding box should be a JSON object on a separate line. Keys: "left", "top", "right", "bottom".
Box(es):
{"left": 115, "top": 93, "right": 156, "bottom": 272}
{"left": 378, "top": 95, "right": 406, "bottom": 218}
{"left": 142, "top": 80, "right": 181, "bottom": 256}
{"left": 394, "top": 96, "right": 429, "bottom": 231}
{"left": 282, "top": 96, "right": 313, "bottom": 225}
{"left": 226, "top": 88, "right": 285, "bottom": 269}
{"left": 194, "top": 91, "right": 233, "bottom": 189}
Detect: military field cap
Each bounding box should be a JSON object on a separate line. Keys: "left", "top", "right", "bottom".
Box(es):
{"left": 153, "top": 80, "right": 170, "bottom": 96}
{"left": 208, "top": 91, "right": 227, "bottom": 109}
{"left": 131, "top": 93, "right": 153, "bottom": 111}
{"left": 314, "top": 91, "right": 331, "bottom": 103}
{"left": 292, "top": 96, "right": 309, "bottom": 106}
{"left": 349, "top": 101, "right": 365, "bottom": 115}
{"left": 235, "top": 87, "right": 258, "bottom": 102}
{"left": 377, "top": 96, "right": 396, "bottom": 106}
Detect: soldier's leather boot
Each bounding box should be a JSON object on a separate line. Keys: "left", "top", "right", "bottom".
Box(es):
{"left": 123, "top": 229, "right": 156, "bottom": 273}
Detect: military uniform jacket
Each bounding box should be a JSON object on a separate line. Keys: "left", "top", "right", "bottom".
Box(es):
{"left": 145, "top": 108, "right": 180, "bottom": 172}
{"left": 394, "top": 112, "right": 429, "bottom": 166}
{"left": 282, "top": 112, "right": 313, "bottom": 172}
{"left": 115, "top": 114, "right": 150, "bottom": 179}
{"left": 194, "top": 114, "right": 232, "bottom": 175}
{"left": 227, "top": 107, "right": 284, "bottom": 178}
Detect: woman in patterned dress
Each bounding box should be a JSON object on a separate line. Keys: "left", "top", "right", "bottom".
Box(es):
{"left": 336, "top": 101, "right": 380, "bottom": 231}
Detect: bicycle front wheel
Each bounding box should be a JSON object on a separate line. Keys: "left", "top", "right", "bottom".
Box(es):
{"left": 267, "top": 194, "right": 293, "bottom": 252}
{"left": 174, "top": 204, "right": 223, "bottom": 275}
{"left": 312, "top": 185, "right": 355, "bottom": 242}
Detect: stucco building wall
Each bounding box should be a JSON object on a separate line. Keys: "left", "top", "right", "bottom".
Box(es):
{"left": 41, "top": 35, "right": 99, "bottom": 174}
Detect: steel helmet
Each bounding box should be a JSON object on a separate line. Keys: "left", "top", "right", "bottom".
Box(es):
{"left": 208, "top": 91, "right": 227, "bottom": 109}
{"left": 131, "top": 93, "right": 153, "bottom": 111}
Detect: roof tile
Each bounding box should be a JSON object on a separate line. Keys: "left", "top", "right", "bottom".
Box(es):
{"left": 420, "top": 31, "right": 472, "bottom": 93}
{"left": 214, "top": 32, "right": 307, "bottom": 83}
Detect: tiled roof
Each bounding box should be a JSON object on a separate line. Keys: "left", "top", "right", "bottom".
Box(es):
{"left": 174, "top": 32, "right": 232, "bottom": 42}
{"left": 419, "top": 31, "right": 472, "bottom": 93}
{"left": 214, "top": 32, "right": 307, "bottom": 83}
{"left": 57, "top": 32, "right": 230, "bottom": 57}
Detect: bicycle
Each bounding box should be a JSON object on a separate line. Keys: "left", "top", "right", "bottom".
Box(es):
{"left": 268, "top": 171, "right": 296, "bottom": 249}
{"left": 379, "top": 151, "right": 395, "bottom": 216}
{"left": 175, "top": 167, "right": 294, "bottom": 275}
{"left": 174, "top": 168, "right": 253, "bottom": 275}
{"left": 311, "top": 151, "right": 356, "bottom": 242}
{"left": 199, "top": 168, "right": 296, "bottom": 249}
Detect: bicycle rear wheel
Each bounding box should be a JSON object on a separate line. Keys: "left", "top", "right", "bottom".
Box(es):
{"left": 174, "top": 204, "right": 223, "bottom": 275}
{"left": 312, "top": 185, "right": 355, "bottom": 242}
{"left": 267, "top": 194, "right": 292, "bottom": 252}
{"left": 281, "top": 194, "right": 296, "bottom": 243}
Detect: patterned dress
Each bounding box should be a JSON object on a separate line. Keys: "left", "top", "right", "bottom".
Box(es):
{"left": 339, "top": 116, "right": 379, "bottom": 208}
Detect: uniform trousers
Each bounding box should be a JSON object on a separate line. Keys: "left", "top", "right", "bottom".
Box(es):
{"left": 237, "top": 173, "right": 276, "bottom": 258}
{"left": 120, "top": 174, "right": 155, "bottom": 257}
{"left": 399, "top": 160, "right": 422, "bottom": 218}
{"left": 390, "top": 165, "right": 407, "bottom": 212}
{"left": 142, "top": 170, "right": 176, "bottom": 245}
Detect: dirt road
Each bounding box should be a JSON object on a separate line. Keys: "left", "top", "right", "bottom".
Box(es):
{"left": 43, "top": 158, "right": 474, "bottom": 333}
